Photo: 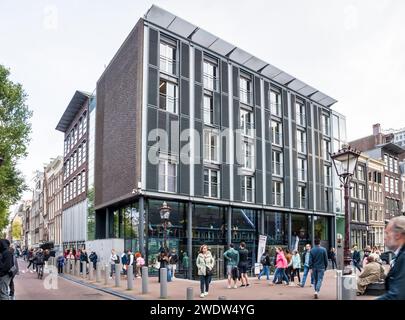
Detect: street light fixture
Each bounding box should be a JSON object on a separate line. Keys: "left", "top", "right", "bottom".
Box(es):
{"left": 330, "top": 144, "right": 361, "bottom": 276}
{"left": 159, "top": 201, "right": 171, "bottom": 250}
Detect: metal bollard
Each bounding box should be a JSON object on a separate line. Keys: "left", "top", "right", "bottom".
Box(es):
{"left": 96, "top": 262, "right": 101, "bottom": 282}
{"left": 142, "top": 266, "right": 149, "bottom": 294}
{"left": 104, "top": 264, "right": 109, "bottom": 285}
{"left": 218, "top": 296, "right": 227, "bottom": 300}
{"left": 70, "top": 260, "right": 74, "bottom": 275}
{"left": 115, "top": 264, "right": 121, "bottom": 287}
{"left": 336, "top": 270, "right": 342, "bottom": 300}
{"left": 76, "top": 260, "right": 80, "bottom": 277}
{"left": 187, "top": 287, "right": 194, "bottom": 300}
{"left": 82, "top": 261, "right": 87, "bottom": 279}
{"left": 127, "top": 265, "right": 134, "bottom": 290}
{"left": 160, "top": 268, "right": 168, "bottom": 299}
{"left": 89, "top": 262, "right": 94, "bottom": 281}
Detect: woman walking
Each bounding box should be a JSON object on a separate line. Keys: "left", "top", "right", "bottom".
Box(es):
{"left": 196, "top": 244, "right": 215, "bottom": 298}
{"left": 271, "top": 247, "right": 289, "bottom": 285}
{"left": 291, "top": 250, "right": 301, "bottom": 285}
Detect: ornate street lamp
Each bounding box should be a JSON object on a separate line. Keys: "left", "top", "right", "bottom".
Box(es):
{"left": 159, "top": 201, "right": 171, "bottom": 250}
{"left": 330, "top": 144, "right": 361, "bottom": 275}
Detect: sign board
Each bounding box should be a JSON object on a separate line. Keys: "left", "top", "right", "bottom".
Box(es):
{"left": 254, "top": 263, "right": 261, "bottom": 275}
{"left": 257, "top": 235, "right": 267, "bottom": 263}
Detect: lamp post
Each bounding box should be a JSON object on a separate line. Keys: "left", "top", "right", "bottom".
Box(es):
{"left": 159, "top": 201, "right": 171, "bottom": 250}
{"left": 330, "top": 144, "right": 361, "bottom": 276}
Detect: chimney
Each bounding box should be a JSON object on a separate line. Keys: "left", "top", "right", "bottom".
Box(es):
{"left": 373, "top": 123, "right": 381, "bottom": 136}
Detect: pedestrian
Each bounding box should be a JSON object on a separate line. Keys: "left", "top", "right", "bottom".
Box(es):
{"left": 196, "top": 244, "right": 215, "bottom": 298}
{"left": 67, "top": 250, "right": 75, "bottom": 272}
{"left": 300, "top": 244, "right": 314, "bottom": 288}
{"left": 357, "top": 254, "right": 385, "bottom": 296}
{"left": 237, "top": 241, "right": 250, "bottom": 287}
{"left": 258, "top": 250, "right": 270, "bottom": 281}
{"left": 224, "top": 243, "right": 240, "bottom": 288}
{"left": 89, "top": 251, "right": 98, "bottom": 270}
{"left": 309, "top": 238, "right": 328, "bottom": 299}
{"left": 329, "top": 247, "right": 337, "bottom": 269}
{"left": 285, "top": 249, "right": 293, "bottom": 283}
{"left": 0, "top": 239, "right": 13, "bottom": 300}
{"left": 57, "top": 254, "right": 65, "bottom": 274}
{"left": 8, "top": 242, "right": 18, "bottom": 300}
{"left": 377, "top": 216, "right": 405, "bottom": 300}
{"left": 121, "top": 250, "right": 129, "bottom": 276}
{"left": 135, "top": 252, "right": 145, "bottom": 278}
{"left": 26, "top": 249, "right": 35, "bottom": 272}
{"left": 109, "top": 249, "right": 120, "bottom": 278}
{"left": 291, "top": 250, "right": 301, "bottom": 285}
{"left": 271, "top": 247, "right": 289, "bottom": 285}
{"left": 126, "top": 250, "right": 134, "bottom": 276}
{"left": 352, "top": 245, "right": 362, "bottom": 272}
{"left": 80, "top": 249, "right": 89, "bottom": 274}
{"left": 182, "top": 252, "right": 189, "bottom": 279}
{"left": 157, "top": 250, "right": 170, "bottom": 283}
{"left": 169, "top": 248, "right": 178, "bottom": 279}
{"left": 362, "top": 246, "right": 372, "bottom": 268}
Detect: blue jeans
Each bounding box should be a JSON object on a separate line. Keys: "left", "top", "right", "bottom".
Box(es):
{"left": 300, "top": 265, "right": 314, "bottom": 286}
{"left": 272, "top": 268, "right": 289, "bottom": 284}
{"left": 312, "top": 268, "right": 325, "bottom": 293}
{"left": 200, "top": 275, "right": 211, "bottom": 293}
{"left": 258, "top": 266, "right": 270, "bottom": 280}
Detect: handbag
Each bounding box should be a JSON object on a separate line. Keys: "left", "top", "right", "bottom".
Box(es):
{"left": 206, "top": 267, "right": 213, "bottom": 276}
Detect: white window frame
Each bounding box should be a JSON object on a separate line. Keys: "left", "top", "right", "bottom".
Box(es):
{"left": 158, "top": 159, "right": 177, "bottom": 193}
{"left": 203, "top": 94, "right": 214, "bottom": 125}
{"left": 203, "top": 59, "right": 218, "bottom": 92}
{"left": 239, "top": 75, "right": 252, "bottom": 105}
{"left": 271, "top": 120, "right": 283, "bottom": 146}
{"left": 297, "top": 129, "right": 307, "bottom": 154}
{"left": 298, "top": 185, "right": 307, "bottom": 209}
{"left": 204, "top": 168, "right": 220, "bottom": 198}
{"left": 269, "top": 89, "right": 282, "bottom": 117}
{"left": 297, "top": 158, "right": 307, "bottom": 182}
{"left": 242, "top": 141, "right": 255, "bottom": 170}
{"left": 203, "top": 130, "right": 220, "bottom": 163}
{"left": 159, "top": 79, "right": 178, "bottom": 114}
{"left": 240, "top": 108, "right": 254, "bottom": 137}
{"left": 272, "top": 150, "right": 283, "bottom": 176}
{"left": 242, "top": 175, "right": 255, "bottom": 203}
{"left": 159, "top": 40, "right": 177, "bottom": 75}
{"left": 272, "top": 181, "right": 284, "bottom": 206}
{"left": 295, "top": 101, "right": 306, "bottom": 126}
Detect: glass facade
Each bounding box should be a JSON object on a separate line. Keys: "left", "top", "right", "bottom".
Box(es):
{"left": 291, "top": 214, "right": 312, "bottom": 253}
{"left": 263, "top": 211, "right": 287, "bottom": 246}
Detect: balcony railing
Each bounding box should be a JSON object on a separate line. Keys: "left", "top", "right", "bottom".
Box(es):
{"left": 297, "top": 140, "right": 307, "bottom": 154}
{"left": 240, "top": 120, "right": 255, "bottom": 137}
{"left": 298, "top": 169, "right": 307, "bottom": 181}
{"left": 271, "top": 103, "right": 282, "bottom": 117}
{"left": 299, "top": 196, "right": 307, "bottom": 209}
{"left": 240, "top": 88, "right": 252, "bottom": 105}
{"left": 203, "top": 107, "right": 214, "bottom": 125}
{"left": 159, "top": 56, "right": 177, "bottom": 75}
{"left": 272, "top": 161, "right": 283, "bottom": 176}
{"left": 296, "top": 112, "right": 306, "bottom": 126}
{"left": 272, "top": 132, "right": 283, "bottom": 146}
{"left": 203, "top": 73, "right": 219, "bottom": 92}
{"left": 159, "top": 93, "right": 177, "bottom": 113}
{"left": 272, "top": 192, "right": 283, "bottom": 206}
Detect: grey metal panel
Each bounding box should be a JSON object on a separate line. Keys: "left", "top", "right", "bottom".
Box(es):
{"left": 233, "top": 99, "right": 239, "bottom": 130}
{"left": 255, "top": 106, "right": 262, "bottom": 139}
{"left": 147, "top": 107, "right": 157, "bottom": 146}
{"left": 194, "top": 49, "right": 202, "bottom": 83}
{"left": 313, "top": 105, "right": 318, "bottom": 130}
{"left": 146, "top": 147, "right": 158, "bottom": 190}
{"left": 194, "top": 83, "right": 202, "bottom": 120}
{"left": 167, "top": 17, "right": 196, "bottom": 38}
{"left": 194, "top": 120, "right": 203, "bottom": 196}
{"left": 265, "top": 141, "right": 272, "bottom": 174}
{"left": 287, "top": 79, "right": 307, "bottom": 92}
{"left": 221, "top": 60, "right": 228, "bottom": 94}
{"left": 181, "top": 42, "right": 190, "bottom": 78}
{"left": 233, "top": 167, "right": 241, "bottom": 201}
{"left": 284, "top": 148, "right": 290, "bottom": 207}
{"left": 222, "top": 133, "right": 228, "bottom": 165}
{"left": 256, "top": 139, "right": 262, "bottom": 171}
{"left": 168, "top": 113, "right": 179, "bottom": 156}
{"left": 265, "top": 110, "right": 271, "bottom": 142}
{"left": 145, "top": 5, "right": 176, "bottom": 28}
{"left": 148, "top": 28, "right": 159, "bottom": 67}
{"left": 254, "top": 76, "right": 261, "bottom": 106}
{"left": 264, "top": 81, "right": 269, "bottom": 110}
{"left": 272, "top": 72, "right": 295, "bottom": 85}
{"left": 256, "top": 170, "right": 263, "bottom": 204}
{"left": 181, "top": 78, "right": 190, "bottom": 116}
{"left": 228, "top": 48, "right": 252, "bottom": 65}
{"left": 290, "top": 94, "right": 296, "bottom": 122}
{"left": 179, "top": 117, "right": 190, "bottom": 194}
{"left": 292, "top": 121, "right": 297, "bottom": 150}
{"left": 266, "top": 171, "right": 272, "bottom": 205}
{"left": 310, "top": 91, "right": 327, "bottom": 103}
{"left": 314, "top": 132, "right": 319, "bottom": 157}
{"left": 232, "top": 66, "right": 239, "bottom": 99}
{"left": 221, "top": 94, "right": 229, "bottom": 128}
{"left": 191, "top": 28, "right": 218, "bottom": 48}
{"left": 222, "top": 164, "right": 230, "bottom": 200}
{"left": 306, "top": 101, "right": 312, "bottom": 128}
{"left": 318, "top": 96, "right": 337, "bottom": 107}
{"left": 208, "top": 38, "right": 235, "bottom": 56}
{"left": 214, "top": 91, "right": 221, "bottom": 126}
{"left": 261, "top": 64, "right": 282, "bottom": 79}
{"left": 298, "top": 85, "right": 317, "bottom": 97}
{"left": 283, "top": 117, "right": 289, "bottom": 148}
{"left": 244, "top": 57, "right": 267, "bottom": 72}
{"left": 307, "top": 154, "right": 314, "bottom": 210}
{"left": 292, "top": 151, "right": 298, "bottom": 209}
{"left": 148, "top": 67, "right": 158, "bottom": 107}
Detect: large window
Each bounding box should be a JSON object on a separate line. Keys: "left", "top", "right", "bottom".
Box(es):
{"left": 359, "top": 204, "right": 366, "bottom": 222}
{"left": 357, "top": 165, "right": 365, "bottom": 181}
{"left": 384, "top": 154, "right": 389, "bottom": 170}
{"left": 324, "top": 166, "right": 332, "bottom": 187}
{"left": 204, "top": 169, "right": 220, "bottom": 198}
{"left": 203, "top": 59, "right": 218, "bottom": 92}
{"left": 351, "top": 202, "right": 358, "bottom": 221}
{"left": 158, "top": 159, "right": 177, "bottom": 193}
{"left": 298, "top": 186, "right": 307, "bottom": 209}
{"left": 358, "top": 184, "right": 365, "bottom": 200}
{"left": 390, "top": 177, "right": 394, "bottom": 194}
{"left": 291, "top": 214, "right": 312, "bottom": 252}
{"left": 240, "top": 109, "right": 254, "bottom": 137}
{"left": 385, "top": 176, "right": 389, "bottom": 192}
{"left": 159, "top": 79, "right": 178, "bottom": 113}
{"left": 270, "top": 90, "right": 282, "bottom": 117}
{"left": 242, "top": 142, "right": 254, "bottom": 170}
{"left": 160, "top": 39, "right": 177, "bottom": 75}
{"left": 239, "top": 74, "right": 252, "bottom": 105}
{"left": 297, "top": 130, "right": 307, "bottom": 154}
{"left": 395, "top": 178, "right": 399, "bottom": 194}
{"left": 394, "top": 159, "right": 398, "bottom": 174}
{"left": 321, "top": 114, "right": 330, "bottom": 136}
{"left": 297, "top": 158, "right": 307, "bottom": 182}
{"left": 203, "top": 94, "right": 214, "bottom": 125}
{"left": 313, "top": 216, "right": 329, "bottom": 248}
{"left": 272, "top": 150, "right": 283, "bottom": 176}
{"left": 242, "top": 176, "right": 255, "bottom": 202}
{"left": 322, "top": 139, "right": 330, "bottom": 161}
{"left": 264, "top": 211, "right": 287, "bottom": 245}
{"left": 271, "top": 121, "right": 283, "bottom": 146}
{"left": 203, "top": 130, "right": 219, "bottom": 163}
{"left": 296, "top": 101, "right": 306, "bottom": 126}
{"left": 351, "top": 182, "right": 357, "bottom": 198}
{"left": 273, "top": 181, "right": 283, "bottom": 206}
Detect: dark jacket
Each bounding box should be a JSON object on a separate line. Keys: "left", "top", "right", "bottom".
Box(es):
{"left": 377, "top": 245, "right": 405, "bottom": 300}
{"left": 309, "top": 245, "right": 328, "bottom": 270}
{"left": 0, "top": 239, "right": 13, "bottom": 277}
{"left": 302, "top": 250, "right": 311, "bottom": 267}
{"left": 260, "top": 254, "right": 271, "bottom": 266}
{"left": 352, "top": 250, "right": 361, "bottom": 263}
{"left": 238, "top": 248, "right": 249, "bottom": 266}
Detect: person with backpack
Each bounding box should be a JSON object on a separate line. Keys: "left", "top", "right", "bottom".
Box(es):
{"left": 80, "top": 249, "right": 89, "bottom": 274}
{"left": 157, "top": 250, "right": 170, "bottom": 283}
{"left": 125, "top": 250, "right": 134, "bottom": 277}
{"left": 109, "top": 249, "right": 120, "bottom": 278}
{"left": 89, "top": 251, "right": 98, "bottom": 270}
{"left": 0, "top": 239, "right": 14, "bottom": 300}
{"left": 224, "top": 243, "right": 240, "bottom": 288}
{"left": 258, "top": 250, "right": 271, "bottom": 281}
{"left": 169, "top": 248, "right": 178, "bottom": 279}
{"left": 57, "top": 254, "right": 65, "bottom": 274}
{"left": 121, "top": 251, "right": 129, "bottom": 276}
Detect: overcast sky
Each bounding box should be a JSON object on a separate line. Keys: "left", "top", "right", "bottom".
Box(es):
{"left": 1, "top": 0, "right": 405, "bottom": 202}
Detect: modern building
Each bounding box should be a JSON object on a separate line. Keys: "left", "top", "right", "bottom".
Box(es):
{"left": 44, "top": 156, "right": 63, "bottom": 252}
{"left": 350, "top": 124, "right": 405, "bottom": 223}
{"left": 384, "top": 126, "right": 405, "bottom": 148}
{"left": 56, "top": 91, "right": 93, "bottom": 251}
{"left": 92, "top": 6, "right": 345, "bottom": 279}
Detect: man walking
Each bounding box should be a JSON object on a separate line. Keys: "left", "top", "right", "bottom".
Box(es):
{"left": 258, "top": 250, "right": 271, "bottom": 281}
{"left": 237, "top": 242, "right": 250, "bottom": 287}
{"left": 300, "top": 244, "right": 314, "bottom": 287}
{"left": 352, "top": 245, "right": 362, "bottom": 272}
{"left": 377, "top": 216, "right": 405, "bottom": 300}
{"left": 309, "top": 239, "right": 328, "bottom": 299}
{"left": 0, "top": 239, "right": 13, "bottom": 300}
{"left": 224, "top": 243, "right": 239, "bottom": 288}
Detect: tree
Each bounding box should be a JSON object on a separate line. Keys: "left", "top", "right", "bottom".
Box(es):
{"left": 12, "top": 219, "right": 22, "bottom": 240}
{"left": 0, "top": 64, "right": 33, "bottom": 230}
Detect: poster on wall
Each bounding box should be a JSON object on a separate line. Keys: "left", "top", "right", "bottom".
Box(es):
{"left": 257, "top": 235, "right": 267, "bottom": 263}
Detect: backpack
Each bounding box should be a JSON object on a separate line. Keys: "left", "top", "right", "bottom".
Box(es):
{"left": 9, "top": 256, "right": 18, "bottom": 277}
{"left": 137, "top": 257, "right": 145, "bottom": 266}
{"left": 121, "top": 254, "right": 128, "bottom": 265}
{"left": 260, "top": 255, "right": 267, "bottom": 265}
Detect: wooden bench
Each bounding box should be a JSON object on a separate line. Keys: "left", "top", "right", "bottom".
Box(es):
{"left": 364, "top": 281, "right": 385, "bottom": 296}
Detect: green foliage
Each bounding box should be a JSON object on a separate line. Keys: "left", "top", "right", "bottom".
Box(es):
{"left": 0, "top": 64, "right": 33, "bottom": 230}
{"left": 12, "top": 219, "right": 22, "bottom": 240}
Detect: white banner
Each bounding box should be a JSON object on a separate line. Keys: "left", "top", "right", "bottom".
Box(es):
{"left": 257, "top": 235, "right": 267, "bottom": 263}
